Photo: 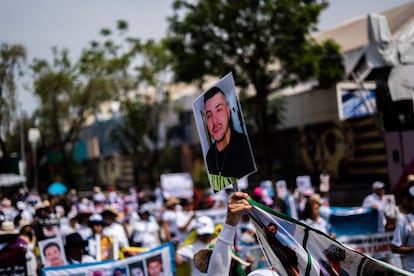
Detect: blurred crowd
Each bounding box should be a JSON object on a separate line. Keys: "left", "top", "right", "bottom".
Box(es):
{"left": 0, "top": 175, "right": 413, "bottom": 275}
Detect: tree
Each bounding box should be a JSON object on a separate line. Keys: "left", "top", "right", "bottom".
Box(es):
{"left": 31, "top": 44, "right": 115, "bottom": 186}
{"left": 0, "top": 43, "right": 26, "bottom": 172}
{"left": 110, "top": 94, "right": 165, "bottom": 186}
{"left": 31, "top": 20, "right": 172, "bottom": 188}
{"left": 97, "top": 24, "right": 173, "bottom": 187}
{"left": 165, "top": 0, "right": 344, "bottom": 176}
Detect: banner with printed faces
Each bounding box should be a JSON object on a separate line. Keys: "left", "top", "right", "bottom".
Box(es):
{"left": 42, "top": 242, "right": 175, "bottom": 276}
{"left": 248, "top": 199, "right": 410, "bottom": 276}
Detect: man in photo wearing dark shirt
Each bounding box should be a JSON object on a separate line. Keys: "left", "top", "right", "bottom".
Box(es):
{"left": 204, "top": 86, "right": 256, "bottom": 191}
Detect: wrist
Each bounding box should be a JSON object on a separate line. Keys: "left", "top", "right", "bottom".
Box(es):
{"left": 225, "top": 218, "right": 240, "bottom": 227}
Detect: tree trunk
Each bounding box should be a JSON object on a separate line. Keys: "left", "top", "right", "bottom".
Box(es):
{"left": 257, "top": 92, "right": 272, "bottom": 178}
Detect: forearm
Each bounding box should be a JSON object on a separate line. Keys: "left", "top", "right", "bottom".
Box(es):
{"left": 391, "top": 243, "right": 414, "bottom": 254}
{"left": 162, "top": 222, "right": 172, "bottom": 241}
{"left": 207, "top": 223, "right": 236, "bottom": 276}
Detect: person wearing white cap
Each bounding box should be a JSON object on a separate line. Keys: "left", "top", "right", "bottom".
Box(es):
{"left": 362, "top": 181, "right": 386, "bottom": 232}
{"left": 175, "top": 215, "right": 216, "bottom": 276}
{"left": 391, "top": 186, "right": 414, "bottom": 272}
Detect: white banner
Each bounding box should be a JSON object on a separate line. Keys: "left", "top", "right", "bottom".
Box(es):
{"left": 337, "top": 232, "right": 403, "bottom": 268}
{"left": 160, "top": 173, "right": 193, "bottom": 199}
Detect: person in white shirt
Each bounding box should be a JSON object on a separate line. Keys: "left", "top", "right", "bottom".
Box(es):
{"left": 300, "top": 193, "right": 334, "bottom": 238}
{"left": 175, "top": 216, "right": 216, "bottom": 276}
{"left": 391, "top": 186, "right": 414, "bottom": 273}
{"left": 198, "top": 191, "right": 279, "bottom": 276}
{"left": 59, "top": 212, "right": 79, "bottom": 240}
{"left": 130, "top": 207, "right": 161, "bottom": 249}
{"left": 86, "top": 213, "right": 116, "bottom": 261}
{"left": 362, "top": 181, "right": 386, "bottom": 232}
{"left": 102, "top": 209, "right": 129, "bottom": 252}
{"left": 76, "top": 212, "right": 93, "bottom": 240}
{"left": 161, "top": 197, "right": 180, "bottom": 242}
{"left": 176, "top": 198, "right": 196, "bottom": 243}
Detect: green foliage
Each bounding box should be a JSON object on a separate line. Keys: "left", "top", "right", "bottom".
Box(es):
{"left": 315, "top": 39, "right": 344, "bottom": 88}
{"left": 31, "top": 47, "right": 98, "bottom": 146}
{"left": 165, "top": 0, "right": 343, "bottom": 175}
{"left": 111, "top": 95, "right": 161, "bottom": 154}
{"left": 165, "top": 0, "right": 343, "bottom": 115}
{"left": 166, "top": 0, "right": 330, "bottom": 89}
{"left": 0, "top": 43, "right": 27, "bottom": 172}
{"left": 0, "top": 43, "right": 26, "bottom": 134}
{"left": 29, "top": 19, "right": 172, "bottom": 185}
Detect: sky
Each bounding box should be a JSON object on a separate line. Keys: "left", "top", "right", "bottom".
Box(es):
{"left": 1, "top": 0, "right": 413, "bottom": 115}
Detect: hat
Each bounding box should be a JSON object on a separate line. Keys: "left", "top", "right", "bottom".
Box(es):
{"left": 88, "top": 213, "right": 104, "bottom": 224}
{"left": 76, "top": 211, "right": 92, "bottom": 221}
{"left": 164, "top": 197, "right": 180, "bottom": 208}
{"left": 194, "top": 239, "right": 251, "bottom": 273}
{"left": 0, "top": 221, "right": 19, "bottom": 235}
{"left": 308, "top": 193, "right": 322, "bottom": 205}
{"left": 101, "top": 207, "right": 121, "bottom": 221}
{"left": 65, "top": 232, "right": 88, "bottom": 248}
{"left": 195, "top": 216, "right": 215, "bottom": 235}
{"left": 19, "top": 219, "right": 32, "bottom": 229}
{"left": 372, "top": 181, "right": 385, "bottom": 190}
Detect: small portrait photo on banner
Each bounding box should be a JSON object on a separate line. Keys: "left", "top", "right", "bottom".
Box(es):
{"left": 38, "top": 237, "right": 67, "bottom": 268}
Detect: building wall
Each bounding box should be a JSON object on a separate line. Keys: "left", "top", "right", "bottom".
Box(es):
{"left": 279, "top": 87, "right": 340, "bottom": 129}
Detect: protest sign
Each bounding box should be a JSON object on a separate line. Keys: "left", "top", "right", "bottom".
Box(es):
{"left": 160, "top": 172, "right": 193, "bottom": 199}
{"left": 296, "top": 175, "right": 314, "bottom": 195}
{"left": 196, "top": 207, "right": 227, "bottom": 225}
{"left": 38, "top": 237, "right": 67, "bottom": 268}
{"left": 192, "top": 72, "right": 256, "bottom": 192}
{"left": 337, "top": 232, "right": 403, "bottom": 268}
{"left": 87, "top": 235, "right": 118, "bottom": 262}
{"left": 276, "top": 180, "right": 287, "bottom": 200}
{"left": 319, "top": 173, "right": 330, "bottom": 192}
{"left": 260, "top": 180, "right": 274, "bottom": 197}
{"left": 248, "top": 199, "right": 411, "bottom": 276}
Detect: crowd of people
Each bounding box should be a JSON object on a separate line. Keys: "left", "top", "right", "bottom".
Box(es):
{"left": 0, "top": 175, "right": 414, "bottom": 275}
{"left": 0, "top": 185, "right": 228, "bottom": 275}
